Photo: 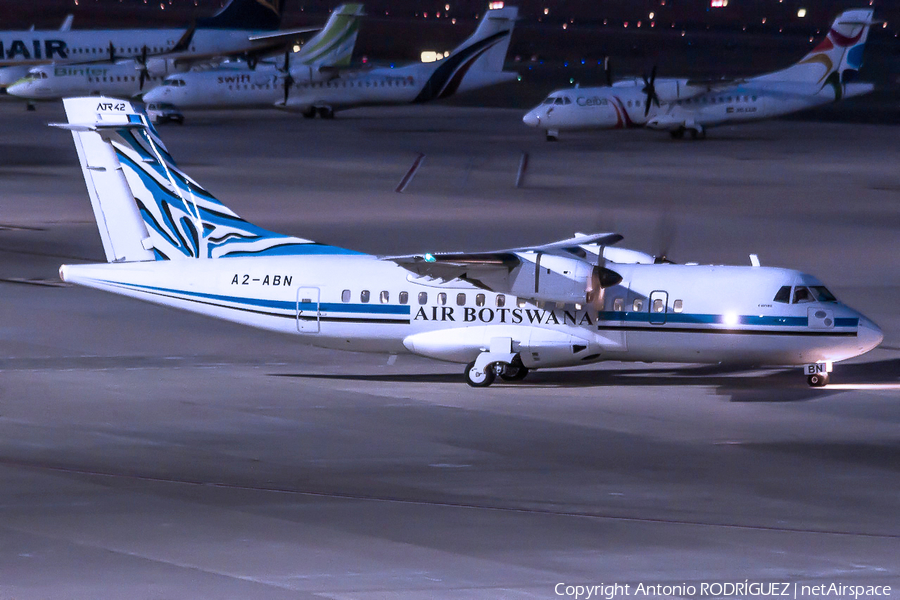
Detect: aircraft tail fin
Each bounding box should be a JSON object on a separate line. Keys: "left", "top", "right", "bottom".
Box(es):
{"left": 197, "top": 0, "right": 285, "bottom": 31}
{"left": 753, "top": 9, "right": 874, "bottom": 85}
{"left": 413, "top": 6, "right": 518, "bottom": 102}
{"left": 295, "top": 4, "right": 365, "bottom": 68}
{"left": 54, "top": 97, "right": 351, "bottom": 262}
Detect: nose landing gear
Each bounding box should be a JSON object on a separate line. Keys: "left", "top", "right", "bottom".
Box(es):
{"left": 807, "top": 373, "right": 829, "bottom": 387}
{"left": 804, "top": 362, "right": 833, "bottom": 387}
{"left": 464, "top": 338, "right": 529, "bottom": 387}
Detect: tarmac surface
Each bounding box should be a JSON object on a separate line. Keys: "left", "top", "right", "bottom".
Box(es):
{"left": 0, "top": 101, "right": 899, "bottom": 599}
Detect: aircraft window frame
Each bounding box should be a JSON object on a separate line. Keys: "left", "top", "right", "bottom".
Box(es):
{"left": 496, "top": 294, "right": 506, "bottom": 307}
{"left": 632, "top": 298, "right": 644, "bottom": 312}
{"left": 773, "top": 285, "right": 791, "bottom": 304}
{"left": 360, "top": 290, "right": 370, "bottom": 303}
{"left": 341, "top": 289, "right": 351, "bottom": 302}
{"left": 810, "top": 286, "right": 837, "bottom": 303}
{"left": 613, "top": 297, "right": 623, "bottom": 312}
{"left": 792, "top": 286, "right": 814, "bottom": 304}
{"left": 476, "top": 293, "right": 485, "bottom": 307}
{"left": 418, "top": 291, "right": 428, "bottom": 305}
{"left": 399, "top": 291, "right": 409, "bottom": 305}
{"left": 380, "top": 291, "right": 389, "bottom": 303}
{"left": 438, "top": 292, "right": 447, "bottom": 305}
{"left": 673, "top": 299, "right": 683, "bottom": 313}
{"left": 456, "top": 293, "right": 466, "bottom": 306}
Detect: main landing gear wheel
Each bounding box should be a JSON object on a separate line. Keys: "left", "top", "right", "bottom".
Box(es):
{"left": 301, "top": 107, "right": 316, "bottom": 119}
{"left": 317, "top": 106, "right": 335, "bottom": 119}
{"left": 465, "top": 361, "right": 496, "bottom": 387}
{"left": 807, "top": 373, "right": 829, "bottom": 387}
{"left": 499, "top": 365, "right": 529, "bottom": 382}
{"left": 546, "top": 129, "right": 559, "bottom": 142}
{"left": 670, "top": 128, "right": 685, "bottom": 139}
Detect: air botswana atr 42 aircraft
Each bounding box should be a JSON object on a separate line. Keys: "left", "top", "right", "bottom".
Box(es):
{"left": 53, "top": 97, "right": 882, "bottom": 387}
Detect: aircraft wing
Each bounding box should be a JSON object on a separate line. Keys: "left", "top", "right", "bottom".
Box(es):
{"left": 247, "top": 26, "right": 320, "bottom": 43}
{"left": 386, "top": 232, "right": 623, "bottom": 280}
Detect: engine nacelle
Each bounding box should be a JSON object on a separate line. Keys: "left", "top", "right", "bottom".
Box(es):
{"left": 477, "top": 252, "right": 621, "bottom": 306}
{"left": 144, "top": 58, "right": 185, "bottom": 78}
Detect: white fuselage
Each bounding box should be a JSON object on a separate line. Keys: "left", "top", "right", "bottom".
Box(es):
{"left": 523, "top": 80, "right": 875, "bottom": 134}
{"left": 145, "top": 62, "right": 517, "bottom": 112}
{"left": 7, "top": 61, "right": 170, "bottom": 100}
{"left": 59, "top": 255, "right": 883, "bottom": 369}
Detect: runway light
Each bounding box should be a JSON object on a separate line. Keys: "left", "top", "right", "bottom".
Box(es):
{"left": 489, "top": 1, "right": 504, "bottom": 8}
{"left": 649, "top": 12, "right": 655, "bottom": 19}
{"left": 544, "top": 8, "right": 549, "bottom": 15}
{"left": 797, "top": 8, "right": 807, "bottom": 17}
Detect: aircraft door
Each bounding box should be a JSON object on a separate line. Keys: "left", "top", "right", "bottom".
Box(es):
{"left": 648, "top": 290, "right": 668, "bottom": 325}
{"left": 296, "top": 287, "right": 321, "bottom": 333}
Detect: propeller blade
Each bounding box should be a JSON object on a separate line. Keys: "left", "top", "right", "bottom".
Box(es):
{"left": 652, "top": 211, "right": 677, "bottom": 264}
{"left": 604, "top": 56, "right": 612, "bottom": 87}
{"left": 139, "top": 69, "right": 147, "bottom": 91}
{"left": 108, "top": 41, "right": 116, "bottom": 63}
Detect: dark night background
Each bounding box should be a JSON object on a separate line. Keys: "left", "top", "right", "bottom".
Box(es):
{"left": 2, "top": 1, "right": 898, "bottom": 112}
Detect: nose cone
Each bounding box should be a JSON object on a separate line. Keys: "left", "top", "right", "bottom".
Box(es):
{"left": 522, "top": 110, "right": 540, "bottom": 128}
{"left": 142, "top": 87, "right": 164, "bottom": 103}
{"left": 857, "top": 316, "right": 884, "bottom": 356}
{"left": 6, "top": 81, "right": 30, "bottom": 99}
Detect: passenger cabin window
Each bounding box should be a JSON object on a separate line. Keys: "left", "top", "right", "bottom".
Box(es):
{"left": 652, "top": 298, "right": 665, "bottom": 313}
{"left": 456, "top": 293, "right": 466, "bottom": 306}
{"left": 399, "top": 291, "right": 409, "bottom": 304}
{"left": 476, "top": 293, "right": 485, "bottom": 307}
{"left": 632, "top": 299, "right": 644, "bottom": 312}
{"left": 380, "top": 291, "right": 389, "bottom": 303}
{"left": 792, "top": 286, "right": 814, "bottom": 304}
{"left": 517, "top": 298, "right": 527, "bottom": 308}
{"left": 438, "top": 292, "right": 447, "bottom": 305}
{"left": 496, "top": 294, "right": 506, "bottom": 307}
{"left": 773, "top": 286, "right": 791, "bottom": 303}
{"left": 418, "top": 291, "right": 427, "bottom": 305}
{"left": 613, "top": 298, "right": 623, "bottom": 312}
{"left": 673, "top": 299, "right": 683, "bottom": 313}
{"left": 360, "top": 290, "right": 370, "bottom": 303}
{"left": 341, "top": 289, "right": 350, "bottom": 302}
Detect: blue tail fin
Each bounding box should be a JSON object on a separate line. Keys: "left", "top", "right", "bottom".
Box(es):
{"left": 55, "top": 97, "right": 358, "bottom": 262}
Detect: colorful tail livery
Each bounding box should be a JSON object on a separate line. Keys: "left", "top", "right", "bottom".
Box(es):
{"left": 295, "top": 4, "right": 365, "bottom": 68}
{"left": 754, "top": 9, "right": 875, "bottom": 86}
{"left": 414, "top": 6, "right": 518, "bottom": 102}
{"left": 53, "top": 98, "right": 355, "bottom": 262}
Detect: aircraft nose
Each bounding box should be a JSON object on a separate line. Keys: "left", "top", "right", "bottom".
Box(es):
{"left": 857, "top": 316, "right": 884, "bottom": 355}
{"left": 522, "top": 111, "right": 540, "bottom": 127}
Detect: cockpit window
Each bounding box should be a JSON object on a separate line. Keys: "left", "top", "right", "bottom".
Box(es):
{"left": 165, "top": 79, "right": 186, "bottom": 87}
{"left": 810, "top": 286, "right": 837, "bottom": 302}
{"left": 773, "top": 286, "right": 791, "bottom": 303}
{"left": 554, "top": 97, "right": 565, "bottom": 105}
{"left": 792, "top": 286, "right": 814, "bottom": 304}
{"left": 543, "top": 97, "right": 555, "bottom": 105}
{"left": 564, "top": 97, "right": 572, "bottom": 104}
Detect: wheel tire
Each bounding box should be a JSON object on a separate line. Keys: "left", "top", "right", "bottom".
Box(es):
{"left": 318, "top": 107, "right": 335, "bottom": 119}
{"left": 546, "top": 134, "right": 558, "bottom": 142}
{"left": 499, "top": 366, "right": 529, "bottom": 382}
{"left": 465, "top": 361, "right": 495, "bottom": 387}
{"left": 807, "top": 374, "right": 829, "bottom": 387}
{"left": 301, "top": 108, "right": 316, "bottom": 119}
{"left": 670, "top": 128, "right": 685, "bottom": 139}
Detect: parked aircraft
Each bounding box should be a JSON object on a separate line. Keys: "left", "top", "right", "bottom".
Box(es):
{"left": 144, "top": 6, "right": 518, "bottom": 118}
{"left": 0, "top": 14, "right": 73, "bottom": 89}
{"left": 52, "top": 97, "right": 882, "bottom": 387}
{"left": 0, "top": 0, "right": 311, "bottom": 89}
{"left": 7, "top": 4, "right": 365, "bottom": 102}
{"left": 522, "top": 9, "right": 876, "bottom": 140}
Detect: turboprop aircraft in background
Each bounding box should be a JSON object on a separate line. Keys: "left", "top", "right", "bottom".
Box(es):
{"left": 51, "top": 96, "right": 882, "bottom": 387}
{"left": 0, "top": 14, "right": 73, "bottom": 89}
{"left": 522, "top": 9, "right": 876, "bottom": 140}
{"left": 144, "top": 6, "right": 518, "bottom": 118}
{"left": 7, "top": 4, "right": 365, "bottom": 103}
{"left": 0, "top": 0, "right": 315, "bottom": 94}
